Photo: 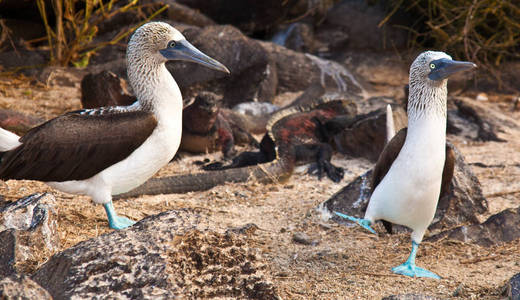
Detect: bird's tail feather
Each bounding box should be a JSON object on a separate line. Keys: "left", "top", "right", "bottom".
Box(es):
{"left": 385, "top": 104, "right": 395, "bottom": 144}
{"left": 0, "top": 127, "right": 21, "bottom": 152}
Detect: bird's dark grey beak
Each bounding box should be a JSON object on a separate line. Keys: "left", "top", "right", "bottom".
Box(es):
{"left": 160, "top": 39, "right": 230, "bottom": 74}
{"left": 428, "top": 58, "right": 477, "bottom": 81}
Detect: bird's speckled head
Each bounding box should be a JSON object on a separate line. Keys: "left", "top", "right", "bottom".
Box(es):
{"left": 128, "top": 22, "right": 185, "bottom": 63}
{"left": 127, "top": 21, "right": 229, "bottom": 72}
{"left": 410, "top": 51, "right": 476, "bottom": 86}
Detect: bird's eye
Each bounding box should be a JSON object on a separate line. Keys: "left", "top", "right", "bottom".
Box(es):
{"left": 430, "top": 63, "right": 436, "bottom": 69}
{"left": 167, "top": 40, "right": 176, "bottom": 48}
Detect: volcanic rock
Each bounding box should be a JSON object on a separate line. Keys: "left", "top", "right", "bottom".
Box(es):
{"left": 448, "top": 98, "right": 508, "bottom": 142}
{"left": 81, "top": 70, "right": 136, "bottom": 109}
{"left": 0, "top": 274, "right": 52, "bottom": 300}
{"left": 0, "top": 109, "right": 43, "bottom": 136}
{"left": 170, "top": 25, "right": 277, "bottom": 106}
{"left": 322, "top": 143, "right": 488, "bottom": 231}
{"left": 176, "top": 0, "right": 304, "bottom": 34}
{"left": 32, "top": 209, "right": 277, "bottom": 299}
{"left": 261, "top": 41, "right": 365, "bottom": 96}
{"left": 0, "top": 193, "right": 59, "bottom": 275}
{"left": 505, "top": 273, "right": 520, "bottom": 300}
{"left": 428, "top": 206, "right": 520, "bottom": 246}
{"left": 314, "top": 0, "right": 408, "bottom": 52}
{"left": 332, "top": 105, "right": 407, "bottom": 162}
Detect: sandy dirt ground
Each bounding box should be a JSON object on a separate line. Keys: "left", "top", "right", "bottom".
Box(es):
{"left": 0, "top": 72, "right": 520, "bottom": 299}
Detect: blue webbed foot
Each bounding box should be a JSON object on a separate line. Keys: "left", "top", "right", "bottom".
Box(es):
{"left": 108, "top": 215, "right": 136, "bottom": 230}
{"left": 334, "top": 211, "right": 376, "bottom": 234}
{"left": 392, "top": 261, "right": 441, "bottom": 279}
{"left": 392, "top": 241, "right": 441, "bottom": 279}
{"left": 104, "top": 202, "right": 136, "bottom": 230}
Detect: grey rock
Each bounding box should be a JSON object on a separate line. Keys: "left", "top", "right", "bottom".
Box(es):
{"left": 81, "top": 70, "right": 137, "bottom": 109}
{"left": 0, "top": 274, "right": 52, "bottom": 300}
{"left": 0, "top": 108, "right": 43, "bottom": 136}
{"left": 0, "top": 193, "right": 60, "bottom": 275}
{"left": 32, "top": 209, "right": 278, "bottom": 299}
{"left": 428, "top": 206, "right": 520, "bottom": 246}
{"left": 506, "top": 273, "right": 520, "bottom": 300}
{"left": 292, "top": 232, "right": 319, "bottom": 246}
{"left": 448, "top": 98, "right": 508, "bottom": 142}
{"left": 0, "top": 230, "right": 16, "bottom": 277}
{"left": 382, "top": 294, "right": 441, "bottom": 300}
{"left": 272, "top": 22, "right": 317, "bottom": 53}
{"left": 261, "top": 41, "right": 364, "bottom": 96}
{"left": 170, "top": 25, "right": 277, "bottom": 106}
{"left": 323, "top": 143, "right": 488, "bottom": 231}
{"left": 0, "top": 50, "right": 46, "bottom": 70}
{"left": 315, "top": 0, "right": 408, "bottom": 52}
{"left": 332, "top": 105, "right": 407, "bottom": 162}
{"left": 176, "top": 0, "right": 304, "bottom": 34}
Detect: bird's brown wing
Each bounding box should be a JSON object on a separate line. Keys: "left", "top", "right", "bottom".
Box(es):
{"left": 440, "top": 143, "right": 456, "bottom": 197}
{"left": 371, "top": 128, "right": 408, "bottom": 194}
{"left": 0, "top": 110, "right": 157, "bottom": 182}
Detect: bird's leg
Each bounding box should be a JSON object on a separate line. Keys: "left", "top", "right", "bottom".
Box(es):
{"left": 103, "top": 201, "right": 136, "bottom": 230}
{"left": 334, "top": 211, "right": 376, "bottom": 234}
{"left": 391, "top": 241, "right": 441, "bottom": 279}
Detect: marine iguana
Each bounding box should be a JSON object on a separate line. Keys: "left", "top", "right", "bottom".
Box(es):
{"left": 181, "top": 91, "right": 267, "bottom": 158}
{"left": 115, "top": 93, "right": 357, "bottom": 198}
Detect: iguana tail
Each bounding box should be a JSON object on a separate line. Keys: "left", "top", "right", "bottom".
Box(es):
{"left": 114, "top": 159, "right": 292, "bottom": 199}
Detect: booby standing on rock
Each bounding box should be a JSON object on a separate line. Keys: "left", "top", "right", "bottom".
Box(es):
{"left": 335, "top": 51, "right": 476, "bottom": 279}
{"left": 0, "top": 22, "right": 229, "bottom": 230}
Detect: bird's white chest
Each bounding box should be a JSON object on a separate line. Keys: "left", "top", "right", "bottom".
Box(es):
{"left": 366, "top": 116, "right": 446, "bottom": 229}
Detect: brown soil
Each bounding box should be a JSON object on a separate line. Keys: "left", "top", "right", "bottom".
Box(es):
{"left": 1, "top": 72, "right": 520, "bottom": 299}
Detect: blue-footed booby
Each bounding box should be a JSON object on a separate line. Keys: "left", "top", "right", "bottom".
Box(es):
{"left": 335, "top": 51, "right": 476, "bottom": 279}
{"left": 0, "top": 22, "right": 229, "bottom": 230}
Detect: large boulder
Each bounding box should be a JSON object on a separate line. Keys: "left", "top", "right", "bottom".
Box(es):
{"left": 81, "top": 70, "right": 136, "bottom": 109}
{"left": 170, "top": 25, "right": 277, "bottom": 106}
{"left": 314, "top": 0, "right": 408, "bottom": 52}
{"left": 427, "top": 206, "right": 520, "bottom": 246}
{"left": 32, "top": 209, "right": 277, "bottom": 299}
{"left": 322, "top": 143, "right": 488, "bottom": 231}
{"left": 261, "top": 41, "right": 365, "bottom": 95}
{"left": 506, "top": 273, "right": 520, "bottom": 300}
{"left": 332, "top": 105, "right": 407, "bottom": 162}
{"left": 0, "top": 193, "right": 59, "bottom": 275}
{"left": 176, "top": 0, "right": 310, "bottom": 34}
{"left": 0, "top": 274, "right": 52, "bottom": 300}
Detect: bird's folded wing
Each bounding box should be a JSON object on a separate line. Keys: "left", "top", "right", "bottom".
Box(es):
{"left": 0, "top": 111, "right": 157, "bottom": 182}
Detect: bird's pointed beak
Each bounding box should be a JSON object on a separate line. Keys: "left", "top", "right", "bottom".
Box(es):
{"left": 428, "top": 58, "right": 477, "bottom": 81}
{"left": 160, "top": 39, "right": 230, "bottom": 74}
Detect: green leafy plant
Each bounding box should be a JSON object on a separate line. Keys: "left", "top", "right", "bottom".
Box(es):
{"left": 36, "top": 0, "right": 168, "bottom": 67}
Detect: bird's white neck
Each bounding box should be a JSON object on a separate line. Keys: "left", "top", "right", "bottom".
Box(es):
{"left": 406, "top": 79, "right": 447, "bottom": 147}
{"left": 127, "top": 59, "right": 183, "bottom": 123}
{"left": 407, "top": 80, "right": 447, "bottom": 124}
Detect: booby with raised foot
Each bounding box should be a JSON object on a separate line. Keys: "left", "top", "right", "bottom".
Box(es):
{"left": 0, "top": 22, "right": 229, "bottom": 230}
{"left": 335, "top": 51, "right": 476, "bottom": 279}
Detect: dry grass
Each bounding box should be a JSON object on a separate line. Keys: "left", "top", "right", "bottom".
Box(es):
{"left": 35, "top": 0, "right": 168, "bottom": 67}
{"left": 385, "top": 0, "right": 520, "bottom": 90}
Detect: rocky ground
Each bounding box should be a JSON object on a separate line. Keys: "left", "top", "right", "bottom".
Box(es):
{"left": 1, "top": 0, "right": 520, "bottom": 298}
{"left": 0, "top": 65, "right": 520, "bottom": 298}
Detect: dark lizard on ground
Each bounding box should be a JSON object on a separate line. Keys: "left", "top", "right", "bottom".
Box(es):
{"left": 181, "top": 92, "right": 266, "bottom": 158}
{"left": 115, "top": 93, "right": 357, "bottom": 198}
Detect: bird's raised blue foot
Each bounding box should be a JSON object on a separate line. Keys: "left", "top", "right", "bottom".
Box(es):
{"left": 392, "top": 261, "right": 440, "bottom": 279}
{"left": 334, "top": 211, "right": 376, "bottom": 234}
{"left": 104, "top": 202, "right": 136, "bottom": 230}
